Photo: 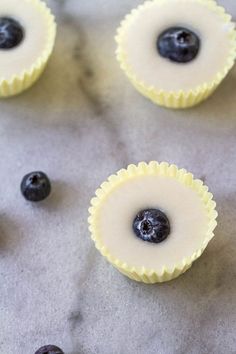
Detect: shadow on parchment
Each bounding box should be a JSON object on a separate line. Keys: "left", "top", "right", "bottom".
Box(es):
{"left": 25, "top": 180, "right": 72, "bottom": 213}
{"left": 0, "top": 215, "right": 21, "bottom": 253}
{"left": 157, "top": 64, "right": 236, "bottom": 124}
{"left": 1, "top": 14, "right": 114, "bottom": 123}
{"left": 120, "top": 192, "right": 236, "bottom": 299}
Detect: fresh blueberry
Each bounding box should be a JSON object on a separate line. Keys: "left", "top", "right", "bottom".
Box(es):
{"left": 21, "top": 171, "right": 51, "bottom": 202}
{"left": 0, "top": 17, "right": 24, "bottom": 49}
{"left": 133, "top": 208, "right": 170, "bottom": 243}
{"left": 157, "top": 26, "right": 200, "bottom": 63}
{"left": 35, "top": 345, "right": 64, "bottom": 354}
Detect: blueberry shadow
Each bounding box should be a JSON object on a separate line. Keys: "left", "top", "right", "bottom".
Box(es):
{"left": 26, "top": 180, "right": 72, "bottom": 213}
{"left": 0, "top": 215, "right": 21, "bottom": 252}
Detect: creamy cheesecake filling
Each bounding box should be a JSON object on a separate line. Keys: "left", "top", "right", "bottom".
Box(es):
{"left": 0, "top": 0, "right": 50, "bottom": 81}
{"left": 98, "top": 175, "right": 209, "bottom": 270}
{"left": 123, "top": 0, "right": 232, "bottom": 91}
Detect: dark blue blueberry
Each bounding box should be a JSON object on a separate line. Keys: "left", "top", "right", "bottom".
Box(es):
{"left": 0, "top": 17, "right": 24, "bottom": 49}
{"left": 157, "top": 27, "right": 200, "bottom": 63}
{"left": 21, "top": 171, "right": 51, "bottom": 202}
{"left": 35, "top": 345, "right": 64, "bottom": 354}
{"left": 133, "top": 208, "right": 170, "bottom": 243}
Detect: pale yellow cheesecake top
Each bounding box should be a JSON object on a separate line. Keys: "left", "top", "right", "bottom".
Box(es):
{"left": 97, "top": 175, "right": 209, "bottom": 270}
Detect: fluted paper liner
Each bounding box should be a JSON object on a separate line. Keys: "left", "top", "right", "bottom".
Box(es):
{"left": 88, "top": 162, "right": 218, "bottom": 283}
{"left": 0, "top": 0, "right": 56, "bottom": 97}
{"left": 115, "top": 0, "right": 236, "bottom": 109}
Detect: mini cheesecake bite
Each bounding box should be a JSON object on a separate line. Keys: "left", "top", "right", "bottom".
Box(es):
{"left": 116, "top": 0, "right": 236, "bottom": 108}
{"left": 0, "top": 0, "right": 56, "bottom": 97}
{"left": 88, "top": 162, "right": 218, "bottom": 283}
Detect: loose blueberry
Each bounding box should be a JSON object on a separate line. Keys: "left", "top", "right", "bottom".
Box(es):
{"left": 0, "top": 17, "right": 24, "bottom": 49}
{"left": 157, "top": 26, "right": 200, "bottom": 63}
{"left": 133, "top": 208, "right": 170, "bottom": 243}
{"left": 21, "top": 171, "right": 51, "bottom": 202}
{"left": 35, "top": 345, "right": 64, "bottom": 354}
